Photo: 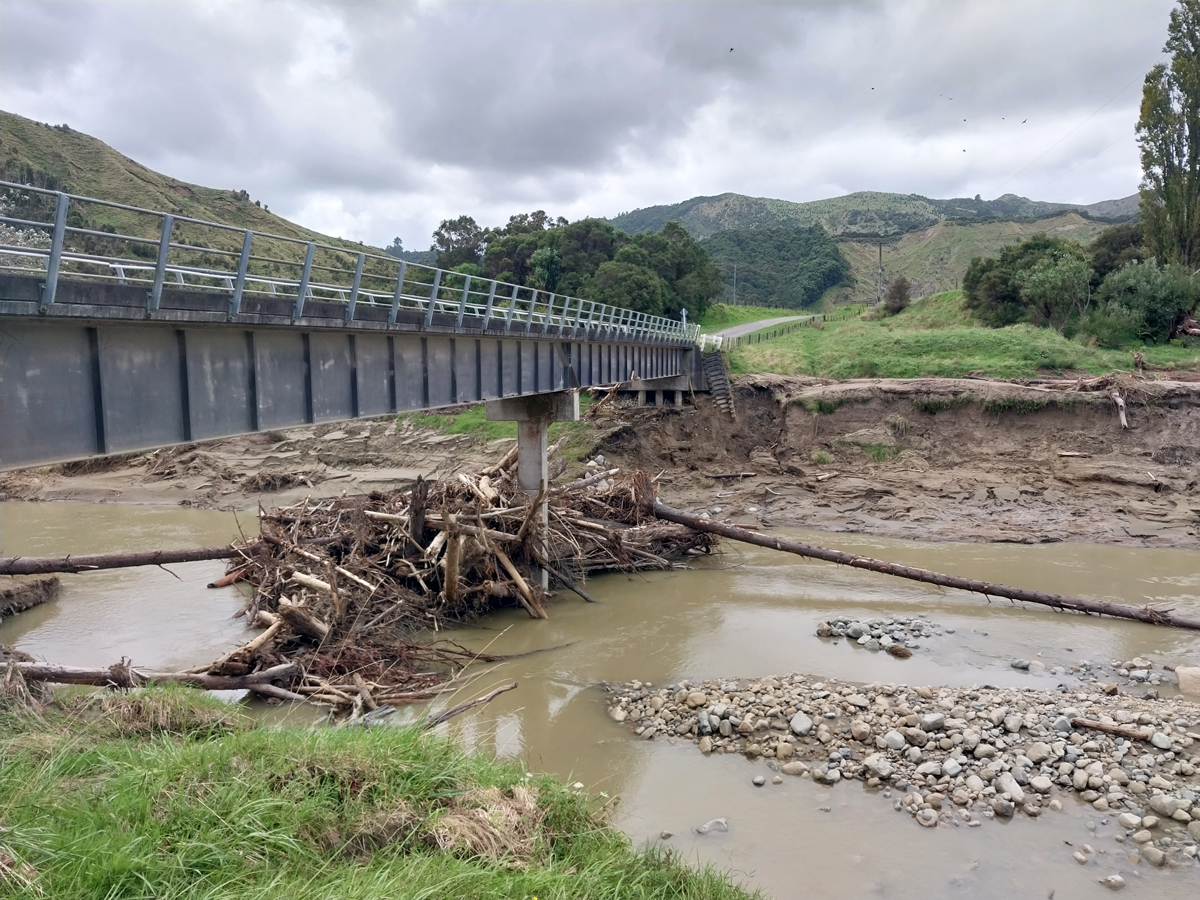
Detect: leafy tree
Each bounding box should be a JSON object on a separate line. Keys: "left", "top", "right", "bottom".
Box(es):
{"left": 883, "top": 276, "right": 911, "bottom": 314}
{"left": 963, "top": 234, "right": 1092, "bottom": 328}
{"left": 446, "top": 213, "right": 719, "bottom": 319}
{"left": 528, "top": 246, "right": 561, "bottom": 291}
{"left": 1015, "top": 246, "right": 1092, "bottom": 332}
{"left": 433, "top": 215, "right": 486, "bottom": 269}
{"left": 700, "top": 225, "right": 849, "bottom": 309}
{"left": 589, "top": 261, "right": 665, "bottom": 314}
{"left": 385, "top": 236, "right": 404, "bottom": 255}
{"left": 1088, "top": 222, "right": 1146, "bottom": 288}
{"left": 1088, "top": 259, "right": 1200, "bottom": 344}
{"left": 1138, "top": 0, "right": 1200, "bottom": 266}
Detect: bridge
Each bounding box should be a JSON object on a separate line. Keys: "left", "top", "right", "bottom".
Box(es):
{"left": 0, "top": 182, "right": 707, "bottom": 485}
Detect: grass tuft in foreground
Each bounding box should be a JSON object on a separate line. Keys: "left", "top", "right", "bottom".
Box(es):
{"left": 0, "top": 688, "right": 758, "bottom": 900}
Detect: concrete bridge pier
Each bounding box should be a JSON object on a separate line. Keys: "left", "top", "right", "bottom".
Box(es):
{"left": 485, "top": 392, "right": 580, "bottom": 588}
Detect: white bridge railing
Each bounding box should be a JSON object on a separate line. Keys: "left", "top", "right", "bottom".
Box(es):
{"left": 0, "top": 181, "right": 701, "bottom": 343}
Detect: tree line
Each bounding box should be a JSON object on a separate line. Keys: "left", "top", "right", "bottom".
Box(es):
{"left": 405, "top": 211, "right": 723, "bottom": 321}
{"left": 958, "top": 0, "right": 1200, "bottom": 348}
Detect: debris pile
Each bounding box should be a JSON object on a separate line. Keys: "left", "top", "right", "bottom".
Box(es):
{"left": 196, "top": 460, "right": 712, "bottom": 719}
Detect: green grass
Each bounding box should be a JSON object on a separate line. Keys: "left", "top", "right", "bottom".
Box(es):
{"left": 0, "top": 687, "right": 759, "bottom": 900}
{"left": 730, "top": 291, "right": 1200, "bottom": 379}
{"left": 698, "top": 303, "right": 804, "bottom": 333}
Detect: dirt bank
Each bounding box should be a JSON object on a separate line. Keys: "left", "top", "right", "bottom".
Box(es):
{"left": 599, "top": 374, "right": 1200, "bottom": 547}
{"left": 0, "top": 416, "right": 504, "bottom": 509}
{"left": 7, "top": 373, "right": 1200, "bottom": 548}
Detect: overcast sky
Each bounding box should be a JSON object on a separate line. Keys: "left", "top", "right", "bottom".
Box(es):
{"left": 1, "top": 0, "right": 1174, "bottom": 249}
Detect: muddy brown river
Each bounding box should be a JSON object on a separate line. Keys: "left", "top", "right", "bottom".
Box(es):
{"left": 3, "top": 500, "right": 1199, "bottom": 899}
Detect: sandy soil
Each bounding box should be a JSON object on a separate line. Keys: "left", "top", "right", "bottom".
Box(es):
{"left": 7, "top": 373, "right": 1200, "bottom": 549}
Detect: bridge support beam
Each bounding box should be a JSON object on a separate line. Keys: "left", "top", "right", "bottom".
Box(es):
{"left": 485, "top": 392, "right": 580, "bottom": 590}
{"left": 484, "top": 392, "right": 579, "bottom": 492}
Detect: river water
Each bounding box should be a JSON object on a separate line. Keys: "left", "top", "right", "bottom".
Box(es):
{"left": 3, "top": 500, "right": 1200, "bottom": 899}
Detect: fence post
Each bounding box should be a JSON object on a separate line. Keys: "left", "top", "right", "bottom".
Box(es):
{"left": 423, "top": 269, "right": 443, "bottom": 327}
{"left": 388, "top": 261, "right": 407, "bottom": 324}
{"left": 229, "top": 229, "right": 253, "bottom": 316}
{"left": 147, "top": 213, "right": 174, "bottom": 312}
{"left": 345, "top": 251, "right": 365, "bottom": 323}
{"left": 293, "top": 242, "right": 315, "bottom": 319}
{"left": 40, "top": 191, "right": 70, "bottom": 308}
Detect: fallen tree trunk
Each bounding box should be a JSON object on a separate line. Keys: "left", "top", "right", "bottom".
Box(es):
{"left": 652, "top": 501, "right": 1200, "bottom": 631}
{"left": 1, "top": 545, "right": 241, "bottom": 576}
{"left": 15, "top": 661, "right": 298, "bottom": 692}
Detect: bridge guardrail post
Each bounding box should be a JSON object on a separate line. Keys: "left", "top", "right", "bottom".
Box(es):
{"left": 388, "top": 261, "right": 407, "bottom": 324}
{"left": 40, "top": 191, "right": 70, "bottom": 308}
{"left": 482, "top": 280, "right": 498, "bottom": 328}
{"left": 423, "top": 269, "right": 442, "bottom": 327}
{"left": 147, "top": 214, "right": 174, "bottom": 312}
{"left": 293, "top": 242, "right": 315, "bottom": 319}
{"left": 229, "top": 229, "right": 253, "bottom": 316}
{"left": 524, "top": 290, "right": 536, "bottom": 333}
{"left": 455, "top": 274, "right": 471, "bottom": 329}
{"left": 504, "top": 283, "right": 519, "bottom": 330}
{"left": 345, "top": 251, "right": 365, "bottom": 323}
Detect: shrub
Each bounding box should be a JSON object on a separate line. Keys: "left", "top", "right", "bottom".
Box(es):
{"left": 883, "top": 276, "right": 911, "bottom": 315}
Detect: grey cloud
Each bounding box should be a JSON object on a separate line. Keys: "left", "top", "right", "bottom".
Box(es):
{"left": 0, "top": 0, "right": 1177, "bottom": 247}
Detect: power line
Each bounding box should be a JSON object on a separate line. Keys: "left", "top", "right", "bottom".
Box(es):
{"left": 1026, "top": 128, "right": 1136, "bottom": 197}
{"left": 991, "top": 74, "right": 1142, "bottom": 197}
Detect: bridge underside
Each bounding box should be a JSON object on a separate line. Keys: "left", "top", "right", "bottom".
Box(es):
{"left": 0, "top": 275, "right": 697, "bottom": 470}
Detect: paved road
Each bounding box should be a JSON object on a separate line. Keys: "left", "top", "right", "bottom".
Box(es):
{"left": 712, "top": 314, "right": 816, "bottom": 339}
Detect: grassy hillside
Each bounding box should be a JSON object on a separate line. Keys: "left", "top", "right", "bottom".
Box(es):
{"left": 610, "top": 190, "right": 1137, "bottom": 241}
{"left": 729, "top": 291, "right": 1200, "bottom": 379}
{"left": 0, "top": 110, "right": 378, "bottom": 274}
{"left": 836, "top": 212, "right": 1109, "bottom": 300}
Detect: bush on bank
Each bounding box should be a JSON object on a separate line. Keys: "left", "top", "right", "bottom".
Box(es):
{"left": 0, "top": 686, "right": 759, "bottom": 900}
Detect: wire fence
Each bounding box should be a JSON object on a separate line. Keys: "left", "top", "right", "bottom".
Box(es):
{"left": 0, "top": 181, "right": 699, "bottom": 343}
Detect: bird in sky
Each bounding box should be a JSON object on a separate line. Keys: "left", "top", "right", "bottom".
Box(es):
{"left": 1022, "top": 118, "right": 1028, "bottom": 123}
{"left": 729, "top": 47, "right": 733, "bottom": 52}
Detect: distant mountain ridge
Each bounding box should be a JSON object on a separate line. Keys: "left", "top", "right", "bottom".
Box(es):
{"left": 609, "top": 190, "right": 1140, "bottom": 241}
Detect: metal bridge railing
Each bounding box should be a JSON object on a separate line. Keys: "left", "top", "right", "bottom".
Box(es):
{"left": 0, "top": 180, "right": 701, "bottom": 344}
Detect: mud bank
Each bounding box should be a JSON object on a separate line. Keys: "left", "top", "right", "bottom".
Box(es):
{"left": 601, "top": 374, "right": 1200, "bottom": 547}
{"left": 8, "top": 373, "right": 1200, "bottom": 549}
{"left": 0, "top": 416, "right": 503, "bottom": 510}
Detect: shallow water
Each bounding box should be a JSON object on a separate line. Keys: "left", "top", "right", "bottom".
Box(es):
{"left": 4, "top": 502, "right": 1200, "bottom": 898}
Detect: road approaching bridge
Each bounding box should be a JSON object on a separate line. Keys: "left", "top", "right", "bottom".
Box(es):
{"left": 0, "top": 182, "right": 702, "bottom": 471}
{"left": 711, "top": 314, "right": 818, "bottom": 340}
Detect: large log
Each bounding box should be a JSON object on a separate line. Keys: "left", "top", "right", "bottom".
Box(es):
{"left": 0, "top": 546, "right": 240, "bottom": 576}
{"left": 652, "top": 501, "right": 1200, "bottom": 631}
{"left": 16, "top": 661, "right": 299, "bottom": 693}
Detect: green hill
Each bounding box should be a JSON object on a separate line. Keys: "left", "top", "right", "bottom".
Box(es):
{"left": 835, "top": 212, "right": 1110, "bottom": 300}
{"left": 611, "top": 189, "right": 1135, "bottom": 304}
{"left": 0, "top": 110, "right": 372, "bottom": 268}
{"left": 609, "top": 190, "right": 1138, "bottom": 240}
{"left": 700, "top": 225, "right": 850, "bottom": 308}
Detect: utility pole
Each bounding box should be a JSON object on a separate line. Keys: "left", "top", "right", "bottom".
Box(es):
{"left": 875, "top": 243, "right": 884, "bottom": 305}
{"left": 733, "top": 263, "right": 738, "bottom": 306}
